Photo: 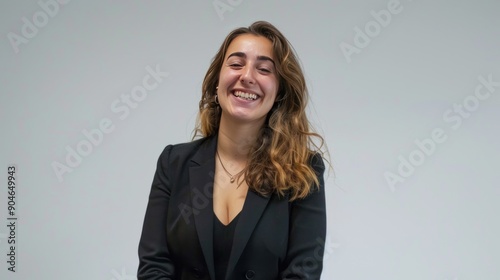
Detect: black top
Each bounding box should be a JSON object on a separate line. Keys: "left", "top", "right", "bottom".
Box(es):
{"left": 213, "top": 213, "right": 240, "bottom": 280}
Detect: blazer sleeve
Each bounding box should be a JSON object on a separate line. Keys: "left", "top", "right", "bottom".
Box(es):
{"left": 280, "top": 153, "right": 327, "bottom": 280}
{"left": 137, "top": 145, "right": 176, "bottom": 280}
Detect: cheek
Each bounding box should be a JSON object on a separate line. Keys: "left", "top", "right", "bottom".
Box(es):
{"left": 266, "top": 92, "right": 277, "bottom": 104}
{"left": 219, "top": 69, "right": 239, "bottom": 83}
{"left": 265, "top": 80, "right": 278, "bottom": 101}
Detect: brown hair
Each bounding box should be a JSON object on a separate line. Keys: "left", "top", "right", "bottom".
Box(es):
{"left": 194, "top": 21, "right": 326, "bottom": 200}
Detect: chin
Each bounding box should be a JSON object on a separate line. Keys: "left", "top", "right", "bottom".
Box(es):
{"left": 226, "top": 111, "right": 266, "bottom": 124}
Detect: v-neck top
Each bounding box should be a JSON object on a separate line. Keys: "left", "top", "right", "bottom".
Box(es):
{"left": 213, "top": 213, "right": 240, "bottom": 280}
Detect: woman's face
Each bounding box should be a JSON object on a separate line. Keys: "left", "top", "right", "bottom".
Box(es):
{"left": 217, "top": 34, "right": 278, "bottom": 126}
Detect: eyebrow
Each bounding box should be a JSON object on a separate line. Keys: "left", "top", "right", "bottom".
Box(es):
{"left": 227, "top": 52, "right": 275, "bottom": 65}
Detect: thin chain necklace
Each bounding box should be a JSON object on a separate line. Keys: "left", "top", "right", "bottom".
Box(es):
{"left": 216, "top": 150, "right": 245, "bottom": 183}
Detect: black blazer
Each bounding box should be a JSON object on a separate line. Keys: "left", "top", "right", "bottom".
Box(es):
{"left": 138, "top": 135, "right": 327, "bottom": 280}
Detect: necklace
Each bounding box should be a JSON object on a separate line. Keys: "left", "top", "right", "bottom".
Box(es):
{"left": 216, "top": 150, "right": 245, "bottom": 183}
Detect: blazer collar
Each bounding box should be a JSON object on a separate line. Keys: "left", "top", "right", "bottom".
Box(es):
{"left": 189, "top": 135, "right": 217, "bottom": 280}
{"left": 188, "top": 135, "right": 271, "bottom": 280}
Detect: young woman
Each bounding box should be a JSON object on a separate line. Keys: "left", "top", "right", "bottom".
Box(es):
{"left": 138, "top": 21, "right": 327, "bottom": 280}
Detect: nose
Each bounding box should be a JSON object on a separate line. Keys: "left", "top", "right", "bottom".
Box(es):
{"left": 240, "top": 66, "right": 256, "bottom": 85}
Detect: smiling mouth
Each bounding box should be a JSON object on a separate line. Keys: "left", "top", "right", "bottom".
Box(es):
{"left": 233, "top": 90, "right": 258, "bottom": 101}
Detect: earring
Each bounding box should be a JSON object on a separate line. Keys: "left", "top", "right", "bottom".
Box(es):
{"left": 215, "top": 94, "right": 219, "bottom": 104}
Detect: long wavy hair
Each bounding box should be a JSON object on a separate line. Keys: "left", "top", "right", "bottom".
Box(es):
{"left": 194, "top": 21, "right": 326, "bottom": 201}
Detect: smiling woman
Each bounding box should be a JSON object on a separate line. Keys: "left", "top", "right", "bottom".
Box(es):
{"left": 138, "top": 21, "right": 328, "bottom": 280}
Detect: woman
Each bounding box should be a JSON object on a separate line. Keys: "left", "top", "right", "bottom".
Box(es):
{"left": 138, "top": 21, "right": 327, "bottom": 280}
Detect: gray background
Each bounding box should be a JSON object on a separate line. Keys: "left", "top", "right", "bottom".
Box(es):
{"left": 1, "top": 0, "right": 499, "bottom": 279}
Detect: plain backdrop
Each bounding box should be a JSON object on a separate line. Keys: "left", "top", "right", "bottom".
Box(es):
{"left": 1, "top": 0, "right": 499, "bottom": 279}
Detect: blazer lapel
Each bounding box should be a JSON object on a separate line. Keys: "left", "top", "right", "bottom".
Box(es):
{"left": 189, "top": 135, "right": 272, "bottom": 280}
{"left": 189, "top": 136, "right": 217, "bottom": 280}
{"left": 225, "top": 188, "right": 271, "bottom": 278}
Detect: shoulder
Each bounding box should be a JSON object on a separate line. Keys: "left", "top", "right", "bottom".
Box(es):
{"left": 309, "top": 151, "right": 326, "bottom": 175}
{"left": 304, "top": 152, "right": 326, "bottom": 196}
{"left": 166, "top": 137, "right": 208, "bottom": 155}
{"left": 157, "top": 136, "right": 213, "bottom": 163}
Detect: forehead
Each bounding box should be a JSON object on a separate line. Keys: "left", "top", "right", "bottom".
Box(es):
{"left": 225, "top": 34, "right": 274, "bottom": 59}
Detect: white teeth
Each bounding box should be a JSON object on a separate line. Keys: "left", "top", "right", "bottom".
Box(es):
{"left": 234, "top": 91, "right": 257, "bottom": 100}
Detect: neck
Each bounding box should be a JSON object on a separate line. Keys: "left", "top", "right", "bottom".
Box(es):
{"left": 216, "top": 114, "right": 264, "bottom": 162}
